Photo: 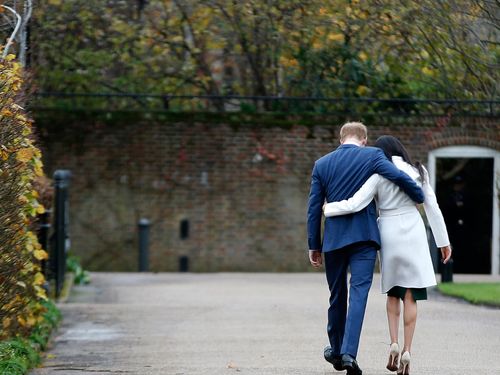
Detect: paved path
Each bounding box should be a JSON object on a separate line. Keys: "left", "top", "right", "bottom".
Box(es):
{"left": 31, "top": 273, "right": 500, "bottom": 375}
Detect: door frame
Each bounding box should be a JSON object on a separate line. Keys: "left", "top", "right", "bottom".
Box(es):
{"left": 427, "top": 146, "right": 500, "bottom": 275}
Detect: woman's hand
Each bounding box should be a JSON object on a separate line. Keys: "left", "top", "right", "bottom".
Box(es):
{"left": 440, "top": 245, "right": 452, "bottom": 264}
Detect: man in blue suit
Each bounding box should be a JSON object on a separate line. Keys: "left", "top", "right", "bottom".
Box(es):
{"left": 307, "top": 122, "right": 424, "bottom": 375}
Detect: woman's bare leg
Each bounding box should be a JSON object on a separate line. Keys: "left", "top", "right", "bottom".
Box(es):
{"left": 386, "top": 296, "right": 400, "bottom": 344}
{"left": 402, "top": 289, "right": 417, "bottom": 352}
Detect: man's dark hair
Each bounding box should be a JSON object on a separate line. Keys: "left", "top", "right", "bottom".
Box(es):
{"left": 374, "top": 135, "right": 425, "bottom": 181}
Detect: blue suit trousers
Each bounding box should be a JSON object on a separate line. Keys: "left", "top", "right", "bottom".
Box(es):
{"left": 324, "top": 243, "right": 377, "bottom": 358}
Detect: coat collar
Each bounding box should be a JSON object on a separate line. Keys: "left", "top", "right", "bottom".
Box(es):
{"left": 338, "top": 143, "right": 361, "bottom": 150}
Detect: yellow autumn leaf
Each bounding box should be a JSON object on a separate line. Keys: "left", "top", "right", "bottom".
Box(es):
{"left": 327, "top": 33, "right": 344, "bottom": 42}
{"left": 279, "top": 56, "right": 298, "bottom": 68}
{"left": 421, "top": 66, "right": 434, "bottom": 75}
{"left": 358, "top": 9, "right": 369, "bottom": 20}
{"left": 356, "top": 85, "right": 370, "bottom": 96}
{"left": 34, "top": 163, "right": 44, "bottom": 177}
{"left": 359, "top": 52, "right": 369, "bottom": 62}
{"left": 35, "top": 285, "right": 48, "bottom": 300}
{"left": 16, "top": 147, "right": 34, "bottom": 162}
{"left": 171, "top": 35, "right": 184, "bottom": 43}
{"left": 27, "top": 231, "right": 38, "bottom": 241}
{"left": 36, "top": 204, "right": 46, "bottom": 214}
{"left": 15, "top": 113, "right": 28, "bottom": 123}
{"left": 18, "top": 316, "right": 27, "bottom": 326}
{"left": 0, "top": 149, "right": 9, "bottom": 160}
{"left": 5, "top": 54, "right": 16, "bottom": 61}
{"left": 34, "top": 272, "right": 45, "bottom": 285}
{"left": 2, "top": 318, "right": 11, "bottom": 329}
{"left": 1, "top": 108, "right": 13, "bottom": 117}
{"left": 33, "top": 249, "right": 49, "bottom": 261}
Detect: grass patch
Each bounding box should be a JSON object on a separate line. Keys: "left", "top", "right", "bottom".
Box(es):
{"left": 0, "top": 300, "right": 61, "bottom": 375}
{"left": 437, "top": 282, "right": 500, "bottom": 307}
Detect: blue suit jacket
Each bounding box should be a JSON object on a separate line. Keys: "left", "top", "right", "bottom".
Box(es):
{"left": 307, "top": 144, "right": 425, "bottom": 252}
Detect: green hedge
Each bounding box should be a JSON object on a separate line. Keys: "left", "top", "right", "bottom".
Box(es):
{"left": 0, "top": 300, "right": 61, "bottom": 375}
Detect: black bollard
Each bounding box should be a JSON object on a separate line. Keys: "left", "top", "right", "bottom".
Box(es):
{"left": 179, "top": 255, "right": 189, "bottom": 272}
{"left": 441, "top": 258, "right": 454, "bottom": 283}
{"left": 179, "top": 219, "right": 190, "bottom": 272}
{"left": 52, "top": 170, "right": 71, "bottom": 299}
{"left": 138, "top": 218, "right": 150, "bottom": 272}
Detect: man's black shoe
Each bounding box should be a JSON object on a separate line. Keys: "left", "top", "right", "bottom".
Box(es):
{"left": 341, "top": 354, "right": 362, "bottom": 375}
{"left": 324, "top": 346, "right": 343, "bottom": 371}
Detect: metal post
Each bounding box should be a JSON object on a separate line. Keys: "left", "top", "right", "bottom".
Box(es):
{"left": 51, "top": 170, "right": 71, "bottom": 299}
{"left": 138, "top": 218, "right": 150, "bottom": 272}
{"left": 179, "top": 219, "right": 190, "bottom": 272}
{"left": 179, "top": 256, "right": 189, "bottom": 272}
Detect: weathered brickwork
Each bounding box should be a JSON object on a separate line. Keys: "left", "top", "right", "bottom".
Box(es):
{"left": 35, "top": 114, "right": 500, "bottom": 271}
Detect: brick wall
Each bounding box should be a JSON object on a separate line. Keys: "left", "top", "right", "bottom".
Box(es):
{"left": 35, "top": 113, "right": 500, "bottom": 271}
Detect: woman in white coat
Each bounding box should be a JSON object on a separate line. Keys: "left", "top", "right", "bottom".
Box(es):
{"left": 323, "top": 135, "right": 452, "bottom": 375}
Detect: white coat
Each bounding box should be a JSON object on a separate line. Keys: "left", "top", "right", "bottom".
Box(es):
{"left": 323, "top": 156, "right": 450, "bottom": 293}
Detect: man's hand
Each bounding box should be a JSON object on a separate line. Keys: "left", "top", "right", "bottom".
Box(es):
{"left": 440, "top": 245, "right": 452, "bottom": 264}
{"left": 309, "top": 250, "right": 323, "bottom": 268}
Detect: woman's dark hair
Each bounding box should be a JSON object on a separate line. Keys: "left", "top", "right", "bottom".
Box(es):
{"left": 374, "top": 135, "right": 425, "bottom": 181}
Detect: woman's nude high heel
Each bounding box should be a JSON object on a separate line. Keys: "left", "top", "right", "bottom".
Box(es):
{"left": 397, "top": 351, "right": 411, "bottom": 375}
{"left": 386, "top": 343, "right": 400, "bottom": 371}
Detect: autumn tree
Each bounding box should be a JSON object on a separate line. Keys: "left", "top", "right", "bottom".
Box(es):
{"left": 0, "top": 0, "right": 33, "bottom": 66}
{"left": 29, "top": 0, "right": 499, "bottom": 102}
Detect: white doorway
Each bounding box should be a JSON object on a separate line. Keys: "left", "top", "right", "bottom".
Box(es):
{"left": 427, "top": 146, "right": 500, "bottom": 275}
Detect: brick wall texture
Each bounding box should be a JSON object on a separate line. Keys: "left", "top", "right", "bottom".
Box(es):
{"left": 35, "top": 114, "right": 500, "bottom": 271}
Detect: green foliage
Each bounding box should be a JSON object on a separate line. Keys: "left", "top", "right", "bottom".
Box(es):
{"left": 29, "top": 299, "right": 62, "bottom": 350}
{"left": 0, "top": 300, "right": 60, "bottom": 375}
{"left": 0, "top": 340, "right": 39, "bottom": 371}
{"left": 437, "top": 282, "right": 500, "bottom": 307}
{"left": 0, "top": 360, "right": 26, "bottom": 375}
{"left": 30, "top": 0, "right": 498, "bottom": 102}
{"left": 67, "top": 255, "right": 91, "bottom": 285}
{"left": 0, "top": 54, "right": 49, "bottom": 339}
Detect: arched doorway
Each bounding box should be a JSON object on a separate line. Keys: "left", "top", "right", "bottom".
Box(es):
{"left": 427, "top": 146, "right": 500, "bottom": 275}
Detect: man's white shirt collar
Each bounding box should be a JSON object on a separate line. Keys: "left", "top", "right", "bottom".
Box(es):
{"left": 342, "top": 141, "right": 362, "bottom": 146}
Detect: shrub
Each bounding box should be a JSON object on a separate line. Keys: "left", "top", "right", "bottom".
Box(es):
{"left": 0, "top": 54, "right": 49, "bottom": 340}
{"left": 0, "top": 299, "right": 61, "bottom": 375}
